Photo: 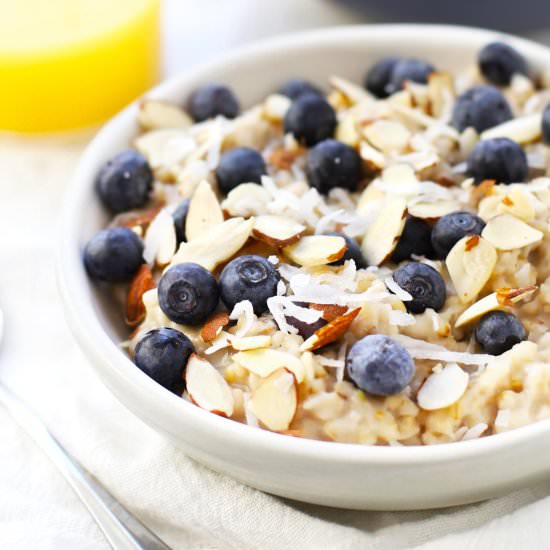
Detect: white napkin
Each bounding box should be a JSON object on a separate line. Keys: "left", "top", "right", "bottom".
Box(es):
{"left": 1, "top": 132, "right": 550, "bottom": 550}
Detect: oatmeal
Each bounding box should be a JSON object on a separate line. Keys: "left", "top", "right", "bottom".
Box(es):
{"left": 84, "top": 42, "right": 550, "bottom": 445}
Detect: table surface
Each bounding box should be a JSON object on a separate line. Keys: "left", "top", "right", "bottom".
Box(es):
{"left": 2, "top": 1, "right": 550, "bottom": 549}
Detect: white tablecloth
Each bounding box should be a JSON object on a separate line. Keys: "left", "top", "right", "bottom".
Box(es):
{"left": 2, "top": 1, "right": 550, "bottom": 548}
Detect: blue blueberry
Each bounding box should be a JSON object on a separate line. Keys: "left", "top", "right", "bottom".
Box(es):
{"left": 364, "top": 57, "right": 399, "bottom": 98}
{"left": 172, "top": 199, "right": 190, "bottom": 244}
{"left": 452, "top": 85, "right": 513, "bottom": 133}
{"left": 306, "top": 139, "right": 361, "bottom": 194}
{"left": 392, "top": 262, "right": 446, "bottom": 313}
{"left": 84, "top": 227, "right": 143, "bottom": 283}
{"left": 95, "top": 150, "right": 153, "bottom": 213}
{"left": 467, "top": 137, "right": 528, "bottom": 185}
{"left": 283, "top": 93, "right": 336, "bottom": 146}
{"left": 391, "top": 216, "right": 434, "bottom": 263}
{"left": 475, "top": 310, "right": 526, "bottom": 355}
{"left": 387, "top": 58, "right": 435, "bottom": 95}
{"left": 431, "top": 211, "right": 486, "bottom": 259}
{"left": 134, "top": 328, "right": 194, "bottom": 393}
{"left": 216, "top": 147, "right": 267, "bottom": 194}
{"left": 278, "top": 79, "right": 323, "bottom": 100}
{"left": 478, "top": 42, "right": 528, "bottom": 86}
{"left": 219, "top": 255, "right": 280, "bottom": 315}
{"left": 346, "top": 334, "right": 415, "bottom": 396}
{"left": 325, "top": 232, "right": 366, "bottom": 268}
{"left": 542, "top": 103, "right": 550, "bottom": 145}
{"left": 187, "top": 83, "right": 240, "bottom": 122}
{"left": 158, "top": 263, "right": 219, "bottom": 325}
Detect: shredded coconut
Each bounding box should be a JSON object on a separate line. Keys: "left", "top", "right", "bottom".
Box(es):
{"left": 385, "top": 276, "right": 413, "bottom": 301}
{"left": 229, "top": 300, "right": 255, "bottom": 337}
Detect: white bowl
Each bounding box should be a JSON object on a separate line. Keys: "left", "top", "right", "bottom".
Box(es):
{"left": 58, "top": 24, "right": 550, "bottom": 510}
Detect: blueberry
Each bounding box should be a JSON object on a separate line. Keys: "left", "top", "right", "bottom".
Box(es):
{"left": 391, "top": 216, "right": 434, "bottom": 263}
{"left": 346, "top": 334, "right": 415, "bottom": 396}
{"left": 431, "top": 211, "right": 486, "bottom": 259}
{"left": 158, "top": 263, "right": 219, "bottom": 325}
{"left": 392, "top": 262, "right": 446, "bottom": 313}
{"left": 364, "top": 57, "right": 399, "bottom": 98}
{"left": 95, "top": 150, "right": 153, "bottom": 213}
{"left": 278, "top": 79, "right": 323, "bottom": 100}
{"left": 134, "top": 328, "right": 194, "bottom": 393}
{"left": 387, "top": 58, "right": 435, "bottom": 95}
{"left": 172, "top": 199, "right": 190, "bottom": 244}
{"left": 475, "top": 310, "right": 526, "bottom": 355}
{"left": 84, "top": 227, "right": 143, "bottom": 283}
{"left": 478, "top": 42, "right": 528, "bottom": 86}
{"left": 283, "top": 93, "right": 336, "bottom": 147}
{"left": 187, "top": 83, "right": 240, "bottom": 122}
{"left": 467, "top": 137, "right": 528, "bottom": 185}
{"left": 219, "top": 255, "right": 280, "bottom": 315}
{"left": 306, "top": 139, "right": 361, "bottom": 194}
{"left": 542, "top": 103, "right": 550, "bottom": 145}
{"left": 452, "top": 85, "right": 513, "bottom": 133}
{"left": 216, "top": 147, "right": 267, "bottom": 195}
{"left": 325, "top": 232, "right": 366, "bottom": 268}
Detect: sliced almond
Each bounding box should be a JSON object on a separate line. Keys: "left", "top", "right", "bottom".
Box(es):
{"left": 361, "top": 197, "right": 407, "bottom": 265}
{"left": 200, "top": 311, "right": 230, "bottom": 342}
{"left": 408, "top": 200, "right": 458, "bottom": 219}
{"left": 446, "top": 236, "right": 497, "bottom": 304}
{"left": 496, "top": 188, "right": 535, "bottom": 221}
{"left": 233, "top": 348, "right": 305, "bottom": 383}
{"left": 249, "top": 368, "right": 298, "bottom": 431}
{"left": 138, "top": 99, "right": 193, "bottom": 131}
{"left": 185, "top": 180, "right": 224, "bottom": 241}
{"left": 263, "top": 94, "right": 292, "bottom": 122}
{"left": 455, "top": 286, "right": 537, "bottom": 327}
{"left": 362, "top": 119, "right": 411, "bottom": 153}
{"left": 125, "top": 265, "right": 156, "bottom": 326}
{"left": 221, "top": 183, "right": 271, "bottom": 218}
{"left": 267, "top": 145, "right": 305, "bottom": 171}
{"left": 359, "top": 141, "right": 385, "bottom": 171}
{"left": 300, "top": 308, "right": 360, "bottom": 351}
{"left": 480, "top": 113, "right": 542, "bottom": 144}
{"left": 381, "top": 163, "right": 418, "bottom": 185}
{"left": 427, "top": 71, "right": 455, "bottom": 118}
{"left": 309, "top": 303, "right": 348, "bottom": 322}
{"left": 116, "top": 206, "right": 162, "bottom": 230}
{"left": 283, "top": 235, "right": 346, "bottom": 267}
{"left": 405, "top": 81, "right": 429, "bottom": 111}
{"left": 336, "top": 116, "right": 361, "bottom": 147}
{"left": 169, "top": 217, "right": 254, "bottom": 271}
{"left": 329, "top": 75, "right": 368, "bottom": 104}
{"left": 252, "top": 215, "right": 306, "bottom": 248}
{"left": 143, "top": 209, "right": 177, "bottom": 266}
{"left": 357, "top": 182, "right": 385, "bottom": 214}
{"left": 229, "top": 335, "right": 272, "bottom": 351}
{"left": 417, "top": 363, "right": 469, "bottom": 410}
{"left": 185, "top": 354, "right": 234, "bottom": 417}
{"left": 482, "top": 214, "right": 543, "bottom": 250}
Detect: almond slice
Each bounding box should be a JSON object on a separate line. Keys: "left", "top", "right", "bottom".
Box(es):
{"left": 116, "top": 206, "right": 162, "bottom": 230}
{"left": 455, "top": 286, "right": 537, "bottom": 327}
{"left": 407, "top": 200, "right": 458, "bottom": 219}
{"left": 263, "top": 94, "right": 292, "bottom": 122}
{"left": 309, "top": 303, "right": 348, "bottom": 322}
{"left": 143, "top": 209, "right": 177, "bottom": 266}
{"left": 200, "top": 311, "right": 230, "bottom": 342}
{"left": 362, "top": 119, "right": 411, "bottom": 153}
{"left": 481, "top": 214, "right": 543, "bottom": 250}
{"left": 446, "top": 236, "right": 497, "bottom": 304}
{"left": 185, "top": 180, "right": 224, "bottom": 241}
{"left": 249, "top": 368, "right": 298, "bottom": 431}
{"left": 125, "top": 265, "right": 156, "bottom": 326}
{"left": 283, "top": 235, "right": 346, "bottom": 267}
{"left": 329, "top": 75, "right": 369, "bottom": 104}
{"left": 417, "top": 363, "right": 469, "bottom": 410}
{"left": 185, "top": 354, "right": 234, "bottom": 417}
{"left": 496, "top": 188, "right": 535, "bottom": 221}
{"left": 232, "top": 348, "right": 305, "bottom": 383}
{"left": 336, "top": 116, "right": 361, "bottom": 147}
{"left": 357, "top": 182, "right": 385, "bottom": 215}
{"left": 252, "top": 215, "right": 306, "bottom": 248}
{"left": 427, "top": 71, "right": 455, "bottom": 118}
{"left": 300, "top": 308, "right": 360, "bottom": 351}
{"left": 359, "top": 141, "right": 386, "bottom": 171}
{"left": 361, "top": 197, "right": 407, "bottom": 265}
{"left": 480, "top": 113, "right": 542, "bottom": 144}
{"left": 229, "top": 335, "right": 272, "bottom": 351}
{"left": 138, "top": 99, "right": 193, "bottom": 130}
{"left": 169, "top": 217, "right": 254, "bottom": 271}
{"left": 221, "top": 183, "right": 271, "bottom": 218}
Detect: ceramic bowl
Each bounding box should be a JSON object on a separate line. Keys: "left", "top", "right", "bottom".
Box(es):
{"left": 58, "top": 25, "right": 550, "bottom": 510}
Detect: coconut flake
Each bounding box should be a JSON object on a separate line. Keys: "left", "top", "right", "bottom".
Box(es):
{"left": 203, "top": 331, "right": 232, "bottom": 355}
{"left": 229, "top": 300, "right": 256, "bottom": 337}
{"left": 385, "top": 276, "right": 413, "bottom": 301}
{"left": 495, "top": 409, "right": 511, "bottom": 429}
{"left": 461, "top": 423, "right": 488, "bottom": 441}
{"left": 388, "top": 310, "right": 416, "bottom": 326}
{"left": 143, "top": 208, "right": 177, "bottom": 265}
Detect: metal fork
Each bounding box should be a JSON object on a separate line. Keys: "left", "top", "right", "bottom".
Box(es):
{"left": 0, "top": 312, "right": 172, "bottom": 549}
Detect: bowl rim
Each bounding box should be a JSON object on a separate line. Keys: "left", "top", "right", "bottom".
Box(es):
{"left": 58, "top": 23, "right": 550, "bottom": 466}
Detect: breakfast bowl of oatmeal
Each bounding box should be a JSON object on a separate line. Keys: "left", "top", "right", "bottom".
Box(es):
{"left": 58, "top": 25, "right": 550, "bottom": 509}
